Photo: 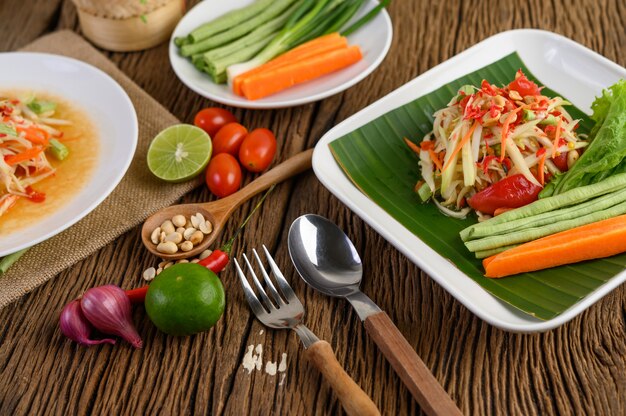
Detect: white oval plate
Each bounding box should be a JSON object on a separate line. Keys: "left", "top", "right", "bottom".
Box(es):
{"left": 313, "top": 29, "right": 626, "bottom": 333}
{"left": 0, "top": 52, "right": 138, "bottom": 257}
{"left": 169, "top": 0, "right": 393, "bottom": 109}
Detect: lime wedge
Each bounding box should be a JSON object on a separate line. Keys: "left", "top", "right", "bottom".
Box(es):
{"left": 147, "top": 124, "right": 212, "bottom": 182}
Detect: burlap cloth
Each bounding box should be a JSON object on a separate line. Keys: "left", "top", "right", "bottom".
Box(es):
{"left": 0, "top": 30, "right": 202, "bottom": 308}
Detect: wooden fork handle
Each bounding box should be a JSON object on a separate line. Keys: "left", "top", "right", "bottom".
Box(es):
{"left": 364, "top": 312, "right": 462, "bottom": 416}
{"left": 304, "top": 340, "right": 380, "bottom": 416}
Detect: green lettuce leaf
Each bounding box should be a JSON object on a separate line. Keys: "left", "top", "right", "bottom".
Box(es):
{"left": 541, "top": 79, "right": 626, "bottom": 197}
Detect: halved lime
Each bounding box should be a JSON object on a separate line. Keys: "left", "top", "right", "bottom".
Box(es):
{"left": 147, "top": 124, "right": 212, "bottom": 182}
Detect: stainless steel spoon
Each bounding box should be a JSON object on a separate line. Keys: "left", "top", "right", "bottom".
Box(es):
{"left": 288, "top": 214, "right": 462, "bottom": 416}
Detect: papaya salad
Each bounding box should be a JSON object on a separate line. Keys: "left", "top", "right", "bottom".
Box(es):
{"left": 0, "top": 95, "right": 70, "bottom": 218}
{"left": 409, "top": 70, "right": 588, "bottom": 219}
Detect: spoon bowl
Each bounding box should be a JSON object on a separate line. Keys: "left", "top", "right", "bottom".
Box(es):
{"left": 288, "top": 214, "right": 364, "bottom": 297}
{"left": 141, "top": 149, "right": 312, "bottom": 261}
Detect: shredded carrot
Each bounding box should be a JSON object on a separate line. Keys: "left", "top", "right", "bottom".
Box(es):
{"left": 537, "top": 154, "right": 546, "bottom": 185}
{"left": 551, "top": 117, "right": 562, "bottom": 158}
{"left": 240, "top": 45, "right": 362, "bottom": 100}
{"left": 429, "top": 149, "right": 444, "bottom": 171}
{"left": 403, "top": 137, "right": 421, "bottom": 155}
{"left": 4, "top": 146, "right": 43, "bottom": 165}
{"left": 483, "top": 214, "right": 626, "bottom": 278}
{"left": 499, "top": 106, "right": 524, "bottom": 162}
{"left": 441, "top": 120, "right": 479, "bottom": 172}
{"left": 233, "top": 33, "right": 348, "bottom": 96}
{"left": 17, "top": 126, "right": 49, "bottom": 145}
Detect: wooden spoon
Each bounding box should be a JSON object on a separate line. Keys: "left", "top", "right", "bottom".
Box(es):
{"left": 141, "top": 149, "right": 313, "bottom": 261}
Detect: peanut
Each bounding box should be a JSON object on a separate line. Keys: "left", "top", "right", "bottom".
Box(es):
{"left": 165, "top": 232, "right": 183, "bottom": 244}
{"left": 172, "top": 214, "right": 186, "bottom": 228}
{"left": 180, "top": 241, "right": 193, "bottom": 252}
{"left": 190, "top": 230, "right": 204, "bottom": 246}
{"left": 160, "top": 220, "right": 175, "bottom": 235}
{"left": 150, "top": 227, "right": 161, "bottom": 245}
{"left": 156, "top": 241, "right": 178, "bottom": 254}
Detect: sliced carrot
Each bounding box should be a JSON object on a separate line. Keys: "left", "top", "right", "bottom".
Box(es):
{"left": 233, "top": 33, "right": 348, "bottom": 96}
{"left": 551, "top": 117, "right": 562, "bottom": 158}
{"left": 4, "top": 146, "right": 43, "bottom": 165}
{"left": 240, "top": 45, "right": 362, "bottom": 100}
{"left": 537, "top": 153, "right": 546, "bottom": 185}
{"left": 483, "top": 214, "right": 626, "bottom": 278}
{"left": 403, "top": 137, "right": 421, "bottom": 155}
{"left": 499, "top": 106, "right": 524, "bottom": 162}
{"left": 441, "top": 120, "right": 479, "bottom": 172}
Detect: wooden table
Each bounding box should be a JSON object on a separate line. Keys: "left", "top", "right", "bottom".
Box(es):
{"left": 1, "top": 1, "right": 624, "bottom": 414}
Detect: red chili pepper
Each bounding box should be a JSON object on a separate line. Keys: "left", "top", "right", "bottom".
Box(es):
{"left": 126, "top": 185, "right": 275, "bottom": 304}
{"left": 508, "top": 70, "right": 541, "bottom": 97}
{"left": 467, "top": 174, "right": 542, "bottom": 215}
{"left": 481, "top": 80, "right": 497, "bottom": 96}
{"left": 25, "top": 186, "right": 46, "bottom": 203}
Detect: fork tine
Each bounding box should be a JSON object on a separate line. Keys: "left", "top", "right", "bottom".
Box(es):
{"left": 252, "top": 248, "right": 286, "bottom": 307}
{"left": 234, "top": 258, "right": 267, "bottom": 317}
{"left": 262, "top": 245, "right": 298, "bottom": 301}
{"left": 242, "top": 253, "right": 276, "bottom": 312}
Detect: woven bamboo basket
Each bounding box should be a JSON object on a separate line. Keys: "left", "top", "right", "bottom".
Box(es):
{"left": 72, "top": 0, "right": 186, "bottom": 52}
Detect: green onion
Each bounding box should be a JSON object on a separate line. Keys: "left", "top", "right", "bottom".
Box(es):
{"left": 341, "top": 0, "right": 390, "bottom": 36}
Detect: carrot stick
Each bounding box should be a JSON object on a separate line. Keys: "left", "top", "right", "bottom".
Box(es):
{"left": 233, "top": 33, "right": 348, "bottom": 96}
{"left": 483, "top": 214, "right": 626, "bottom": 278}
{"left": 441, "top": 120, "right": 479, "bottom": 172}
{"left": 4, "top": 146, "right": 43, "bottom": 165}
{"left": 240, "top": 45, "right": 362, "bottom": 100}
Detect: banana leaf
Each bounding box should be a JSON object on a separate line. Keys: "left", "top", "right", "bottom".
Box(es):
{"left": 329, "top": 52, "right": 626, "bottom": 320}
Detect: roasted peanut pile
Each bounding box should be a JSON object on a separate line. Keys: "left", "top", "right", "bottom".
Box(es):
{"left": 150, "top": 213, "right": 212, "bottom": 254}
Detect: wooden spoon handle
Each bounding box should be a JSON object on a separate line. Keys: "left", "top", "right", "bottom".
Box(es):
{"left": 215, "top": 149, "right": 313, "bottom": 215}
{"left": 304, "top": 340, "right": 380, "bottom": 416}
{"left": 364, "top": 312, "right": 462, "bottom": 416}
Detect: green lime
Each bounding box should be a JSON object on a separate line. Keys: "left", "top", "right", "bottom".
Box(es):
{"left": 145, "top": 263, "right": 225, "bottom": 336}
{"left": 147, "top": 124, "right": 212, "bottom": 182}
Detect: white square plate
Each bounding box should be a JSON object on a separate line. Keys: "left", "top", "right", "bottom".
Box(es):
{"left": 313, "top": 29, "right": 626, "bottom": 333}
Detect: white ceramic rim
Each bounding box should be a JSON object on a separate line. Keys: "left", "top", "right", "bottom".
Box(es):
{"left": 312, "top": 29, "right": 626, "bottom": 333}
{"left": 0, "top": 52, "right": 138, "bottom": 256}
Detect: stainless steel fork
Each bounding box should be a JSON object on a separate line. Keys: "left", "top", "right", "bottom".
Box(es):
{"left": 235, "top": 245, "right": 380, "bottom": 416}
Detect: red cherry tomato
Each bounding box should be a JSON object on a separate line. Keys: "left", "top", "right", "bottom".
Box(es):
{"left": 212, "top": 122, "right": 248, "bottom": 156}
{"left": 238, "top": 128, "right": 277, "bottom": 173}
{"left": 508, "top": 70, "right": 541, "bottom": 97}
{"left": 551, "top": 152, "right": 569, "bottom": 172}
{"left": 467, "top": 174, "right": 541, "bottom": 215}
{"left": 205, "top": 153, "right": 242, "bottom": 198}
{"left": 194, "top": 108, "right": 237, "bottom": 138}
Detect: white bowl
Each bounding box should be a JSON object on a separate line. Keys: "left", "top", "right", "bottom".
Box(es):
{"left": 0, "top": 52, "right": 138, "bottom": 256}
{"left": 169, "top": 0, "right": 393, "bottom": 109}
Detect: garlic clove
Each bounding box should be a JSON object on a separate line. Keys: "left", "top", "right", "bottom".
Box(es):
{"left": 60, "top": 299, "right": 116, "bottom": 347}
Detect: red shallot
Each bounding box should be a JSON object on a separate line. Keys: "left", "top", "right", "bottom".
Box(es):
{"left": 59, "top": 300, "right": 116, "bottom": 347}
